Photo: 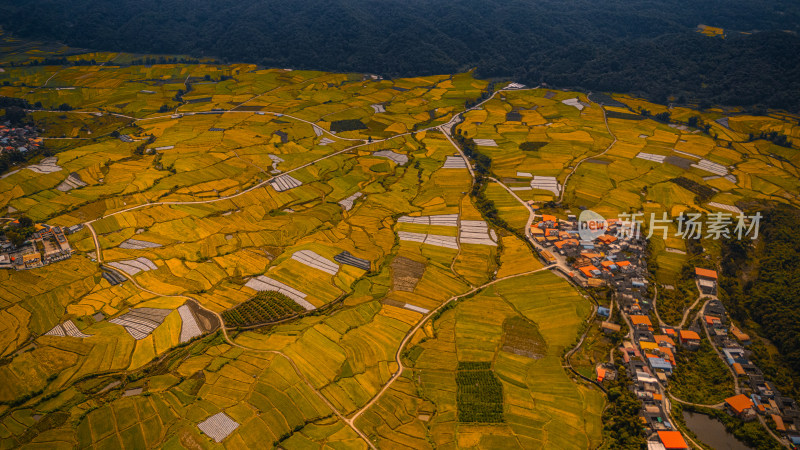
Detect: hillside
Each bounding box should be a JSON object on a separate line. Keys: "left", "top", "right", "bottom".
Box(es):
{"left": 1, "top": 0, "right": 800, "bottom": 111}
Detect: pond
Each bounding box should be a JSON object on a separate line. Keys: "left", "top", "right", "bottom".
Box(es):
{"left": 682, "top": 411, "right": 753, "bottom": 450}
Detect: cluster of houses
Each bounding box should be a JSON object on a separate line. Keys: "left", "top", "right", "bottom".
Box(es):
{"left": 531, "top": 213, "right": 650, "bottom": 296}
{"left": 0, "top": 223, "right": 73, "bottom": 270}
{"left": 699, "top": 289, "right": 800, "bottom": 445}
{"left": 0, "top": 123, "right": 41, "bottom": 153}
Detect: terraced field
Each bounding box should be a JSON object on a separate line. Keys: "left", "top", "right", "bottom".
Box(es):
{"left": 1, "top": 38, "right": 798, "bottom": 449}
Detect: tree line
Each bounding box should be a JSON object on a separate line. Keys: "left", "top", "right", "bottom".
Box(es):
{"left": 1, "top": 0, "right": 799, "bottom": 112}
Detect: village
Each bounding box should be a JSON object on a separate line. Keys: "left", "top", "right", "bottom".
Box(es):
{"left": 0, "top": 222, "right": 76, "bottom": 270}
{"left": 529, "top": 210, "right": 800, "bottom": 449}
{"left": 0, "top": 121, "right": 42, "bottom": 153}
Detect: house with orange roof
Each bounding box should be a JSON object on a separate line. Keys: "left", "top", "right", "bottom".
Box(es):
{"left": 541, "top": 214, "right": 557, "bottom": 223}
{"left": 656, "top": 431, "right": 689, "bottom": 449}
{"left": 653, "top": 335, "right": 675, "bottom": 349}
{"left": 630, "top": 314, "right": 653, "bottom": 331}
{"left": 679, "top": 330, "right": 701, "bottom": 349}
{"left": 772, "top": 414, "right": 787, "bottom": 432}
{"left": 695, "top": 267, "right": 718, "bottom": 295}
{"left": 725, "top": 394, "right": 756, "bottom": 421}
{"left": 730, "top": 325, "right": 751, "bottom": 344}
{"left": 705, "top": 315, "right": 722, "bottom": 327}
{"left": 579, "top": 265, "right": 601, "bottom": 278}
{"left": 596, "top": 367, "right": 606, "bottom": 383}
{"left": 597, "top": 234, "right": 618, "bottom": 245}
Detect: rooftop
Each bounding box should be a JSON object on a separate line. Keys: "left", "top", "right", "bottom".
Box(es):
{"left": 695, "top": 267, "right": 718, "bottom": 279}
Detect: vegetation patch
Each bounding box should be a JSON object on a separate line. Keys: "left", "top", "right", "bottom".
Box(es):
{"left": 221, "top": 291, "right": 303, "bottom": 327}
{"left": 329, "top": 119, "right": 367, "bottom": 132}
{"left": 390, "top": 256, "right": 426, "bottom": 292}
{"left": 500, "top": 317, "right": 546, "bottom": 359}
{"left": 456, "top": 361, "right": 504, "bottom": 423}
{"left": 670, "top": 176, "right": 716, "bottom": 202}
{"left": 670, "top": 337, "right": 735, "bottom": 403}
{"left": 519, "top": 141, "right": 548, "bottom": 152}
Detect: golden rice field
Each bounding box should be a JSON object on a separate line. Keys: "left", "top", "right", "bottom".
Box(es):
{"left": 1, "top": 38, "right": 799, "bottom": 449}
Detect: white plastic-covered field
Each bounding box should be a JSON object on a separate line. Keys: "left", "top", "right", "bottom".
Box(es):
{"left": 56, "top": 172, "right": 87, "bottom": 192}
{"left": 338, "top": 192, "right": 363, "bottom": 211}
{"left": 442, "top": 155, "right": 468, "bottom": 169}
{"left": 198, "top": 412, "right": 239, "bottom": 443}
{"left": 319, "top": 137, "right": 335, "bottom": 145}
{"left": 119, "top": 239, "right": 162, "bottom": 250}
{"left": 398, "top": 231, "right": 458, "bottom": 249}
{"left": 244, "top": 276, "right": 315, "bottom": 310}
{"left": 269, "top": 174, "right": 302, "bottom": 192}
{"left": 530, "top": 176, "right": 562, "bottom": 196}
{"left": 373, "top": 150, "right": 409, "bottom": 165}
{"left": 459, "top": 220, "right": 498, "bottom": 246}
{"left": 707, "top": 202, "right": 743, "bottom": 215}
{"left": 108, "top": 257, "right": 158, "bottom": 275}
{"left": 635, "top": 152, "right": 666, "bottom": 163}
{"left": 178, "top": 304, "right": 202, "bottom": 343}
{"left": 27, "top": 157, "right": 62, "bottom": 174}
{"left": 562, "top": 98, "right": 588, "bottom": 111}
{"left": 371, "top": 104, "right": 386, "bottom": 113}
{"left": 44, "top": 320, "right": 90, "bottom": 338}
{"left": 398, "top": 214, "right": 458, "bottom": 227}
{"left": 692, "top": 159, "right": 728, "bottom": 176}
{"left": 109, "top": 308, "right": 172, "bottom": 340}
{"left": 291, "top": 250, "right": 339, "bottom": 275}
{"left": 473, "top": 138, "right": 497, "bottom": 147}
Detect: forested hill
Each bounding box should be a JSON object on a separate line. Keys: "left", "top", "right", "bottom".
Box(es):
{"left": 1, "top": 0, "right": 800, "bottom": 111}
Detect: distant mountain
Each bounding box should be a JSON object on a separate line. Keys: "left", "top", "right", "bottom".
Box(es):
{"left": 1, "top": 0, "right": 799, "bottom": 111}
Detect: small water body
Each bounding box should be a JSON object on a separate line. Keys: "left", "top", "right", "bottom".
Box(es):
{"left": 682, "top": 411, "right": 753, "bottom": 450}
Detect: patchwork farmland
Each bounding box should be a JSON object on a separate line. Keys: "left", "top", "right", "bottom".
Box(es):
{"left": 0, "top": 34, "right": 797, "bottom": 450}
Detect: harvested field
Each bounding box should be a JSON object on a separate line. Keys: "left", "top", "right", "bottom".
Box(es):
{"left": 664, "top": 155, "right": 694, "bottom": 169}
{"left": 391, "top": 256, "right": 425, "bottom": 292}
{"left": 501, "top": 317, "right": 546, "bottom": 359}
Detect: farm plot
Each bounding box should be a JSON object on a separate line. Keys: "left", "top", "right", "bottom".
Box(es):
{"left": 390, "top": 256, "right": 426, "bottom": 292}
{"left": 43, "top": 320, "right": 91, "bottom": 338}
{"left": 197, "top": 412, "right": 240, "bottom": 443}
{"left": 221, "top": 291, "right": 304, "bottom": 327}
{"left": 244, "top": 276, "right": 315, "bottom": 310}
{"left": 109, "top": 307, "right": 172, "bottom": 339}
{"left": 108, "top": 257, "right": 158, "bottom": 276}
